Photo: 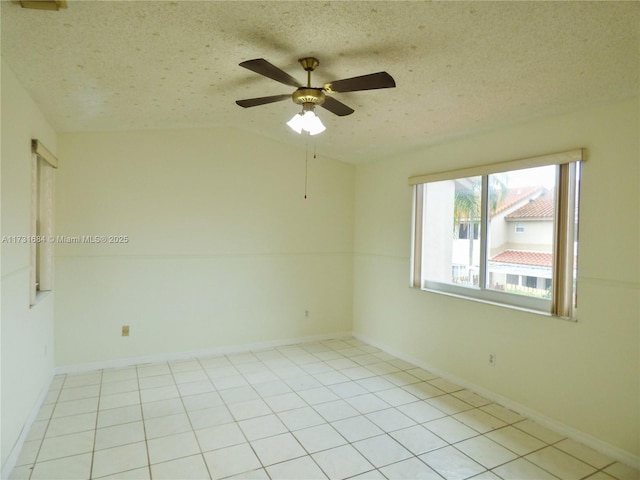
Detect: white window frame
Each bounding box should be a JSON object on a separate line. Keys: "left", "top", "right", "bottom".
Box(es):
{"left": 409, "top": 149, "right": 583, "bottom": 319}
{"left": 30, "top": 139, "right": 57, "bottom": 306}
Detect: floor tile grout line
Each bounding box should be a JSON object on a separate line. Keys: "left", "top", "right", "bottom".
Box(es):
{"left": 17, "top": 338, "right": 636, "bottom": 480}
{"left": 451, "top": 439, "right": 513, "bottom": 477}
{"left": 218, "top": 351, "right": 332, "bottom": 480}
{"left": 22, "top": 380, "right": 536, "bottom": 478}
{"left": 194, "top": 355, "right": 250, "bottom": 479}
{"left": 359, "top": 448, "right": 447, "bottom": 480}
{"left": 87, "top": 370, "right": 103, "bottom": 480}
{"left": 164, "top": 358, "right": 216, "bottom": 480}
{"left": 496, "top": 455, "right": 563, "bottom": 480}
{"left": 134, "top": 362, "right": 154, "bottom": 480}
{"left": 196, "top": 352, "right": 271, "bottom": 479}
{"left": 463, "top": 426, "right": 606, "bottom": 479}
{"left": 25, "top": 374, "right": 67, "bottom": 480}
{"left": 522, "top": 443, "right": 614, "bottom": 479}
{"left": 321, "top": 351, "right": 551, "bottom": 480}
{"left": 549, "top": 441, "right": 620, "bottom": 472}
{"left": 220, "top": 343, "right": 366, "bottom": 478}
{"left": 34, "top": 370, "right": 102, "bottom": 478}
{"left": 224, "top": 344, "right": 493, "bottom": 478}
{"left": 316, "top": 344, "right": 440, "bottom": 477}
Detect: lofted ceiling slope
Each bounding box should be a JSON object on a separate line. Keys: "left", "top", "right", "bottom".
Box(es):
{"left": 1, "top": 1, "right": 638, "bottom": 164}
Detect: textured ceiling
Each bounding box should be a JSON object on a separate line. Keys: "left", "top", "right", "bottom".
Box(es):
{"left": 2, "top": 1, "right": 638, "bottom": 164}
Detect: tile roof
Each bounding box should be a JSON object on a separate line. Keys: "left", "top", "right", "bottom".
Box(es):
{"left": 493, "top": 186, "right": 542, "bottom": 215}
{"left": 506, "top": 190, "right": 554, "bottom": 219}
{"left": 489, "top": 249, "right": 553, "bottom": 267}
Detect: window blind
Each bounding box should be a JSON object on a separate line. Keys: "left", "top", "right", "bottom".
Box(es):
{"left": 408, "top": 149, "right": 583, "bottom": 186}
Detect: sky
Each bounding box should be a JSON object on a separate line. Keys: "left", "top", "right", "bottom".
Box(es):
{"left": 503, "top": 164, "right": 556, "bottom": 189}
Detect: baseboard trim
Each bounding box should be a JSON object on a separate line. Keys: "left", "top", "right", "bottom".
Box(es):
{"left": 1, "top": 372, "right": 55, "bottom": 480}
{"left": 55, "top": 331, "right": 353, "bottom": 375}
{"left": 353, "top": 331, "right": 640, "bottom": 470}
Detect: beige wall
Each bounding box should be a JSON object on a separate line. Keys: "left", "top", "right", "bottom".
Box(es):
{"left": 55, "top": 128, "right": 355, "bottom": 367}
{"left": 504, "top": 220, "right": 552, "bottom": 251}
{"left": 353, "top": 99, "right": 639, "bottom": 460}
{"left": 1, "top": 61, "right": 58, "bottom": 470}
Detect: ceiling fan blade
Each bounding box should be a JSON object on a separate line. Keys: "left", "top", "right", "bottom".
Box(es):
{"left": 324, "top": 71, "right": 396, "bottom": 93}
{"left": 235, "top": 94, "right": 291, "bottom": 108}
{"left": 320, "top": 96, "right": 355, "bottom": 116}
{"left": 239, "top": 58, "right": 302, "bottom": 88}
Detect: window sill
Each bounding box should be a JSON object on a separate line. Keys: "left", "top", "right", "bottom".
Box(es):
{"left": 30, "top": 290, "right": 52, "bottom": 308}
{"left": 413, "top": 286, "right": 577, "bottom": 322}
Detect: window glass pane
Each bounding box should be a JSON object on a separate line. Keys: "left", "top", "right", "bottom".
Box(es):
{"left": 458, "top": 223, "right": 469, "bottom": 239}
{"left": 506, "top": 274, "right": 519, "bottom": 285}
{"left": 486, "top": 165, "right": 556, "bottom": 299}
{"left": 422, "top": 176, "right": 482, "bottom": 287}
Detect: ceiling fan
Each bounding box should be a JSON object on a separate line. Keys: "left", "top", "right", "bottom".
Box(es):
{"left": 235, "top": 57, "right": 396, "bottom": 135}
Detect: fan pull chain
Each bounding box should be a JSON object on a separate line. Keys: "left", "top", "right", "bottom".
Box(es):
{"left": 303, "top": 139, "right": 317, "bottom": 199}
{"left": 304, "top": 138, "right": 309, "bottom": 199}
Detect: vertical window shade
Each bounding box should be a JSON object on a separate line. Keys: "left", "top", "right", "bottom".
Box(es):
{"left": 552, "top": 162, "right": 579, "bottom": 317}
{"left": 30, "top": 139, "right": 57, "bottom": 306}
{"left": 410, "top": 185, "right": 424, "bottom": 288}
{"left": 32, "top": 139, "right": 58, "bottom": 168}
{"left": 409, "top": 149, "right": 583, "bottom": 319}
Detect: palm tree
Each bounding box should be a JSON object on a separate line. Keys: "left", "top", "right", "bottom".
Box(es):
{"left": 453, "top": 175, "right": 508, "bottom": 285}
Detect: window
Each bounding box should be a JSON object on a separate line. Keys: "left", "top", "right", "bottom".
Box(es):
{"left": 458, "top": 222, "right": 479, "bottom": 240}
{"left": 506, "top": 274, "right": 519, "bottom": 286}
{"left": 30, "top": 140, "right": 57, "bottom": 306}
{"left": 410, "top": 149, "right": 582, "bottom": 318}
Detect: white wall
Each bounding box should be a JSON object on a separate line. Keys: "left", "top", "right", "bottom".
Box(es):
{"left": 55, "top": 128, "right": 354, "bottom": 367}
{"left": 353, "top": 99, "right": 639, "bottom": 461}
{"left": 1, "top": 60, "right": 57, "bottom": 471}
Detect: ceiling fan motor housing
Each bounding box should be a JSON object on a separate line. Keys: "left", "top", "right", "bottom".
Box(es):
{"left": 292, "top": 57, "right": 325, "bottom": 109}
{"left": 292, "top": 88, "right": 326, "bottom": 107}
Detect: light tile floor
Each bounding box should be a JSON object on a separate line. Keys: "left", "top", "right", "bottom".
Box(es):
{"left": 9, "top": 337, "right": 639, "bottom": 480}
